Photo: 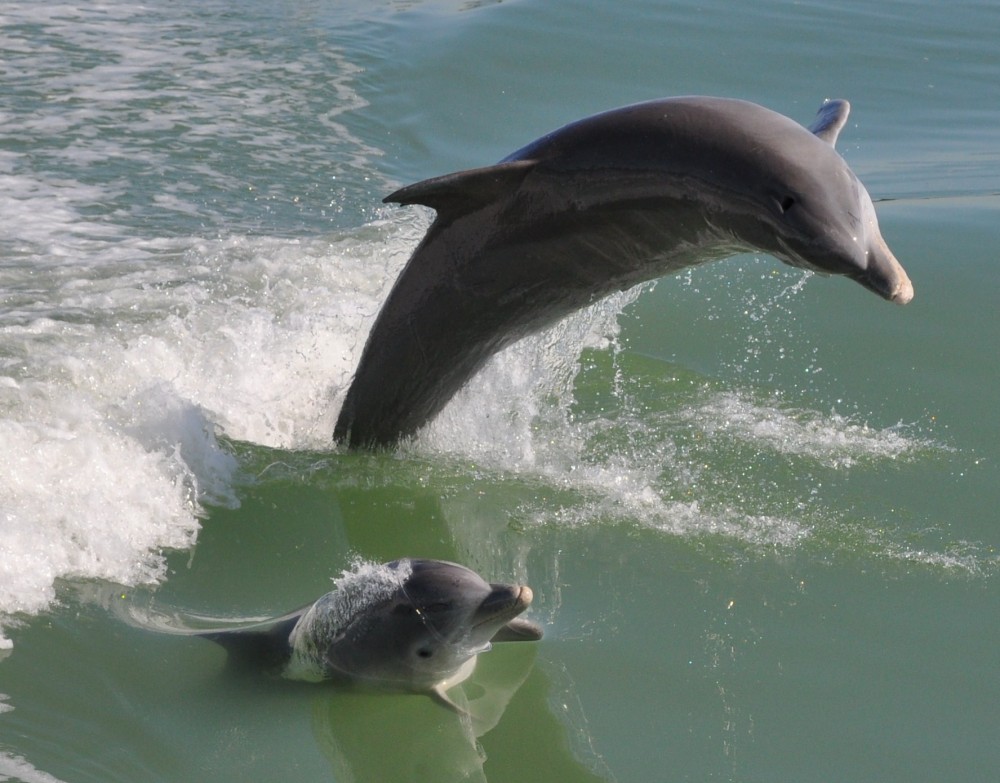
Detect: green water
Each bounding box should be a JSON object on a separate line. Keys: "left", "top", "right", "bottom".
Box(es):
{"left": 1, "top": 0, "right": 998, "bottom": 781}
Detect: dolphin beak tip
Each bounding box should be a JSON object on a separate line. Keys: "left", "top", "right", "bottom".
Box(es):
{"left": 890, "top": 277, "right": 914, "bottom": 305}
{"left": 874, "top": 238, "right": 913, "bottom": 305}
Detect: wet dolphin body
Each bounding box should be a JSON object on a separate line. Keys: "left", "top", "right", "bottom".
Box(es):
{"left": 334, "top": 97, "right": 914, "bottom": 449}
{"left": 201, "top": 559, "right": 541, "bottom": 708}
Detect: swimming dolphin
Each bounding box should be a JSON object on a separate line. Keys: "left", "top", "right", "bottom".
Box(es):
{"left": 200, "top": 559, "right": 541, "bottom": 708}
{"left": 335, "top": 96, "right": 914, "bottom": 449}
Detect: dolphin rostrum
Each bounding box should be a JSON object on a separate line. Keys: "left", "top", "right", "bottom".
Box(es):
{"left": 200, "top": 559, "right": 541, "bottom": 709}
{"left": 335, "top": 97, "right": 914, "bottom": 449}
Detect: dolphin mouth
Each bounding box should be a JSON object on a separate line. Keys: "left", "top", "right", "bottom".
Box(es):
{"left": 888, "top": 271, "right": 914, "bottom": 304}
{"left": 773, "top": 234, "right": 914, "bottom": 305}
{"left": 854, "top": 267, "right": 914, "bottom": 305}
{"left": 857, "top": 234, "right": 914, "bottom": 305}
{"left": 889, "top": 279, "right": 914, "bottom": 305}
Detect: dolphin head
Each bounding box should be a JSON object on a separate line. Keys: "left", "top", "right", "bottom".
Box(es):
{"left": 287, "top": 559, "right": 538, "bottom": 692}
{"left": 750, "top": 101, "right": 914, "bottom": 304}
{"left": 511, "top": 97, "right": 913, "bottom": 305}
{"left": 762, "top": 156, "right": 914, "bottom": 305}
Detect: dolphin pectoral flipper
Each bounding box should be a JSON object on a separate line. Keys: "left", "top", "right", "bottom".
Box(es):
{"left": 808, "top": 99, "right": 850, "bottom": 145}
{"left": 384, "top": 159, "right": 535, "bottom": 216}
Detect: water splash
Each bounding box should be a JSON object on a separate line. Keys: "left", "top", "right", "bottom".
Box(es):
{"left": 0, "top": 751, "right": 68, "bottom": 783}
{"left": 404, "top": 264, "right": 969, "bottom": 571}
{"left": 0, "top": 217, "right": 427, "bottom": 648}
{"left": 666, "top": 391, "right": 928, "bottom": 469}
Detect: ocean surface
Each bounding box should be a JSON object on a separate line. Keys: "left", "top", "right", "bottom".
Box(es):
{"left": 1, "top": 0, "right": 998, "bottom": 780}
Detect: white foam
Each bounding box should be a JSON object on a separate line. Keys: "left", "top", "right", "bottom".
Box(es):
{"left": 102, "top": 228, "right": 411, "bottom": 450}
{"left": 286, "top": 558, "right": 411, "bottom": 681}
{"left": 0, "top": 386, "right": 203, "bottom": 618}
{"left": 0, "top": 750, "right": 68, "bottom": 783}
{"left": 328, "top": 558, "right": 413, "bottom": 620}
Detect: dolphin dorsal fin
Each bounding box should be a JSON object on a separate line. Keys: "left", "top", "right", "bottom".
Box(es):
{"left": 383, "top": 159, "right": 535, "bottom": 218}
{"left": 808, "top": 99, "right": 851, "bottom": 146}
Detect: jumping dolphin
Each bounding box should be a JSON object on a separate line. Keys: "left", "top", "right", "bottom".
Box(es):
{"left": 200, "top": 559, "right": 541, "bottom": 708}
{"left": 335, "top": 97, "right": 914, "bottom": 449}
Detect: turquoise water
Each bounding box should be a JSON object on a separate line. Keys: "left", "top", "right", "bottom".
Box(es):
{"left": 1, "top": 0, "right": 998, "bottom": 780}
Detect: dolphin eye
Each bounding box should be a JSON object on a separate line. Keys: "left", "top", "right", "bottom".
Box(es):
{"left": 416, "top": 648, "right": 434, "bottom": 658}
{"left": 778, "top": 195, "right": 797, "bottom": 214}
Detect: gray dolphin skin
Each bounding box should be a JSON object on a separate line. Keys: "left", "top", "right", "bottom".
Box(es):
{"left": 201, "top": 559, "right": 540, "bottom": 707}
{"left": 334, "top": 96, "right": 914, "bottom": 449}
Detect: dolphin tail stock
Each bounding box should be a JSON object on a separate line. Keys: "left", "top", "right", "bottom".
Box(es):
{"left": 335, "top": 161, "right": 535, "bottom": 449}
